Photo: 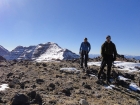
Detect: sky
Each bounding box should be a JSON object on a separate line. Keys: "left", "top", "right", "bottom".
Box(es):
{"left": 0, "top": 0, "right": 140, "bottom": 55}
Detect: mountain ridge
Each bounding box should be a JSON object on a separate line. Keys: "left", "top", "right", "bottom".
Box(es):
{"left": 1, "top": 42, "right": 79, "bottom": 61}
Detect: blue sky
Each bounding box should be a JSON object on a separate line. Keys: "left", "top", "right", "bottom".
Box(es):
{"left": 0, "top": 0, "right": 140, "bottom": 55}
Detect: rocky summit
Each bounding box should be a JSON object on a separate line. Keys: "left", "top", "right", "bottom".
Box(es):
{"left": 0, "top": 58, "right": 140, "bottom": 105}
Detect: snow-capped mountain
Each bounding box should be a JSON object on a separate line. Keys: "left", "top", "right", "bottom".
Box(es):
{"left": 34, "top": 42, "right": 79, "bottom": 61}
{"left": 0, "top": 45, "right": 10, "bottom": 59}
{"left": 7, "top": 42, "right": 79, "bottom": 61}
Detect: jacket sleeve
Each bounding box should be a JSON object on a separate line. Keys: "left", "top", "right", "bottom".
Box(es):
{"left": 113, "top": 44, "right": 117, "bottom": 57}
{"left": 88, "top": 43, "right": 91, "bottom": 52}
{"left": 79, "top": 43, "right": 82, "bottom": 52}
{"left": 101, "top": 43, "right": 105, "bottom": 57}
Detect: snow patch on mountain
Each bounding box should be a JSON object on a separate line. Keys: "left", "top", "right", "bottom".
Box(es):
{"left": 18, "top": 46, "right": 36, "bottom": 60}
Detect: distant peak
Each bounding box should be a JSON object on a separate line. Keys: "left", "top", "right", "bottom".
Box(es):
{"left": 15, "top": 46, "right": 24, "bottom": 48}
{"left": 0, "top": 45, "right": 10, "bottom": 52}
{"left": 39, "top": 42, "right": 57, "bottom": 45}
{"left": 0, "top": 45, "right": 5, "bottom": 49}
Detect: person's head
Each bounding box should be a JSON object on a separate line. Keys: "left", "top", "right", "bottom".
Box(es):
{"left": 106, "top": 35, "right": 111, "bottom": 43}
{"left": 84, "top": 38, "right": 88, "bottom": 42}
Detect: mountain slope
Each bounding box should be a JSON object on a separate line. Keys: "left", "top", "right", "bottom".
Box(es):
{"left": 0, "top": 45, "right": 10, "bottom": 59}
{"left": 8, "top": 46, "right": 25, "bottom": 60}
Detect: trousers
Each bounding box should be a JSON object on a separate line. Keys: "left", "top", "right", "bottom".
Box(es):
{"left": 98, "top": 55, "right": 113, "bottom": 80}
{"left": 80, "top": 51, "right": 88, "bottom": 67}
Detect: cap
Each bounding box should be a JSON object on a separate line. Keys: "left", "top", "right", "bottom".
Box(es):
{"left": 106, "top": 35, "right": 111, "bottom": 39}
{"left": 84, "top": 38, "right": 88, "bottom": 40}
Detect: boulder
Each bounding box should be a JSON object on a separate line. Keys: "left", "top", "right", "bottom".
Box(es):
{"left": 49, "top": 100, "right": 57, "bottom": 104}
{"left": 119, "top": 72, "right": 135, "bottom": 80}
{"left": 0, "top": 97, "right": 3, "bottom": 103}
{"left": 8, "top": 82, "right": 15, "bottom": 88}
{"left": 84, "top": 84, "right": 92, "bottom": 89}
{"left": 82, "top": 76, "right": 87, "bottom": 79}
{"left": 124, "top": 73, "right": 134, "bottom": 80}
{"left": 36, "top": 79, "right": 44, "bottom": 84}
{"left": 20, "top": 82, "right": 25, "bottom": 89}
{"left": 10, "top": 94, "right": 29, "bottom": 105}
{"left": 47, "top": 83, "right": 55, "bottom": 91}
{"left": 116, "top": 80, "right": 130, "bottom": 88}
{"left": 42, "top": 63, "right": 47, "bottom": 67}
{"left": 7, "top": 73, "right": 13, "bottom": 78}
{"left": 27, "top": 91, "right": 42, "bottom": 105}
{"left": 135, "top": 66, "right": 140, "bottom": 70}
{"left": 62, "top": 87, "right": 73, "bottom": 96}
{"left": 79, "top": 99, "right": 89, "bottom": 105}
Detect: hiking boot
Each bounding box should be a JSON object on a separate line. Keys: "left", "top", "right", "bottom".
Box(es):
{"left": 106, "top": 79, "right": 111, "bottom": 84}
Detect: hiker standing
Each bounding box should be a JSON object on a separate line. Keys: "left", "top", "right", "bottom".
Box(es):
{"left": 79, "top": 38, "right": 91, "bottom": 68}
{"left": 98, "top": 35, "right": 117, "bottom": 83}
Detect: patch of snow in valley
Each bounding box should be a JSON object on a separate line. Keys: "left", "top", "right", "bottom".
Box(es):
{"left": 60, "top": 68, "right": 81, "bottom": 74}
{"left": 104, "top": 85, "right": 115, "bottom": 89}
{"left": 88, "top": 61, "right": 140, "bottom": 72}
{"left": 118, "top": 76, "right": 130, "bottom": 81}
{"left": 0, "top": 84, "right": 9, "bottom": 91}
{"left": 129, "top": 83, "right": 140, "bottom": 91}
{"left": 88, "top": 62, "right": 101, "bottom": 66}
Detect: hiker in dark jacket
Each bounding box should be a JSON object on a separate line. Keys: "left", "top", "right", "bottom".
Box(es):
{"left": 79, "top": 38, "right": 91, "bottom": 68}
{"left": 98, "top": 35, "right": 117, "bottom": 83}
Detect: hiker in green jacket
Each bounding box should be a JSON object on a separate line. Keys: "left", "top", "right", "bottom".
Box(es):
{"left": 98, "top": 35, "right": 117, "bottom": 83}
